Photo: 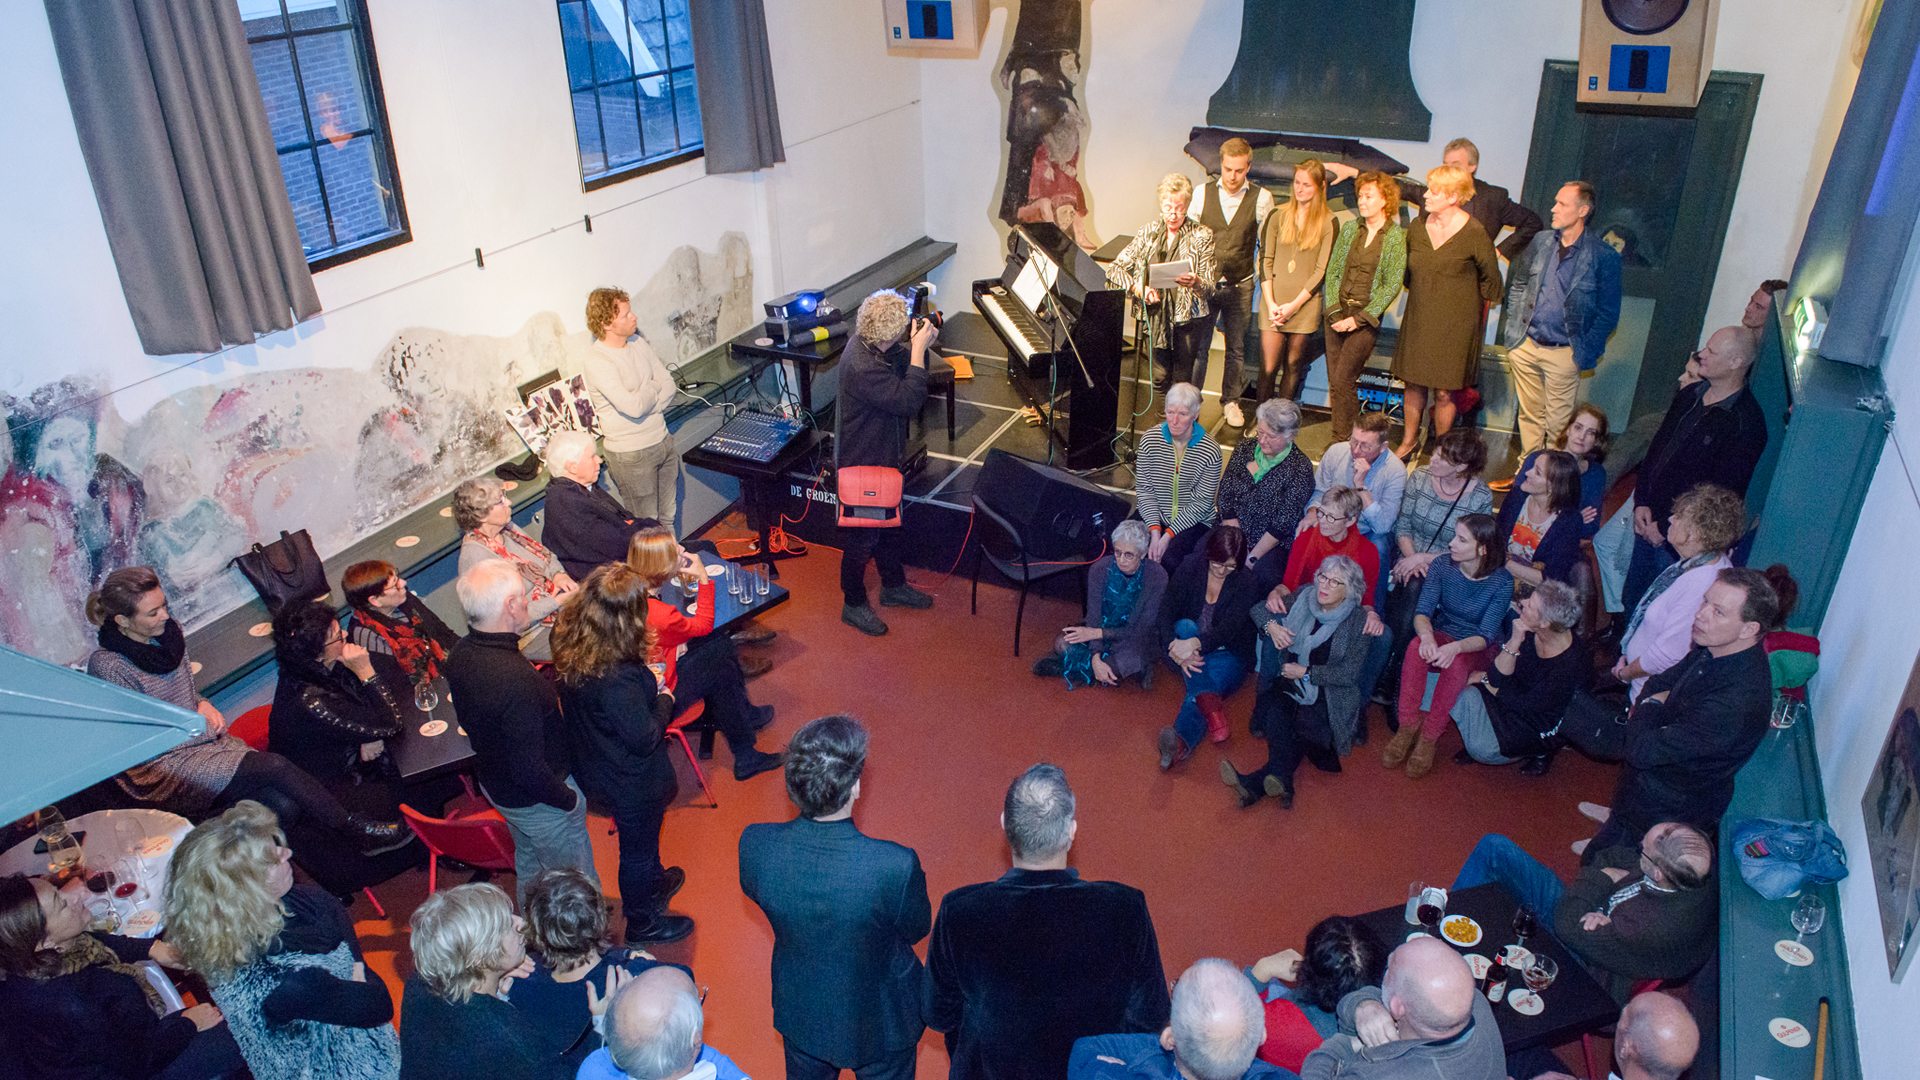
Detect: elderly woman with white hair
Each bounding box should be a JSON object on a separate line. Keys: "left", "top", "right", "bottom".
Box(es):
{"left": 1214, "top": 398, "right": 1315, "bottom": 589}
{"left": 400, "top": 882, "right": 616, "bottom": 1080}
{"left": 454, "top": 475, "right": 577, "bottom": 661}
{"left": 540, "top": 430, "right": 661, "bottom": 581}
{"left": 1032, "top": 519, "right": 1168, "bottom": 686}
{"left": 1107, "top": 173, "right": 1217, "bottom": 391}
{"left": 1132, "top": 382, "right": 1221, "bottom": 572}
{"left": 1225, "top": 554, "right": 1372, "bottom": 809}
{"left": 1452, "top": 578, "right": 1589, "bottom": 775}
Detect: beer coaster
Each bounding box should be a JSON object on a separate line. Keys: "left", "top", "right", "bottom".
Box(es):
{"left": 1441, "top": 915, "right": 1481, "bottom": 946}
{"left": 705, "top": 564, "right": 727, "bottom": 578}
{"left": 123, "top": 910, "right": 160, "bottom": 936}
{"left": 1500, "top": 945, "right": 1533, "bottom": 969}
{"left": 1406, "top": 932, "right": 1426, "bottom": 943}
{"left": 1507, "top": 989, "right": 1544, "bottom": 1015}
{"left": 440, "top": 507, "right": 453, "bottom": 517}
{"left": 456, "top": 726, "right": 466, "bottom": 737}
{"left": 136, "top": 836, "right": 174, "bottom": 858}
{"left": 1463, "top": 954, "right": 1491, "bottom": 979}
{"left": 1774, "top": 940, "right": 1814, "bottom": 966}
{"left": 502, "top": 481, "right": 518, "bottom": 491}
{"left": 189, "top": 661, "right": 202, "bottom": 675}
{"left": 248, "top": 622, "right": 273, "bottom": 637}
{"left": 395, "top": 535, "right": 420, "bottom": 548}
{"left": 419, "top": 719, "right": 448, "bottom": 737}
{"left": 1769, "top": 1017, "right": 1811, "bottom": 1047}
{"left": 755, "top": 337, "right": 774, "bottom": 346}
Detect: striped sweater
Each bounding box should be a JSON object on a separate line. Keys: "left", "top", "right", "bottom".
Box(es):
{"left": 1134, "top": 425, "right": 1222, "bottom": 534}
{"left": 1414, "top": 557, "right": 1514, "bottom": 643}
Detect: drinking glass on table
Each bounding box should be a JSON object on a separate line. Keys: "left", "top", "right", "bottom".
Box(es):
{"left": 754, "top": 565, "right": 770, "bottom": 598}
{"left": 1523, "top": 955, "right": 1557, "bottom": 994}
{"left": 412, "top": 674, "right": 441, "bottom": 713}
{"left": 1512, "top": 905, "right": 1539, "bottom": 949}
{"left": 1405, "top": 881, "right": 1426, "bottom": 925}
{"left": 1792, "top": 894, "right": 1826, "bottom": 938}
{"left": 1416, "top": 893, "right": 1446, "bottom": 938}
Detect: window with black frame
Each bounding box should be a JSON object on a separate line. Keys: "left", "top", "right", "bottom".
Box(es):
{"left": 557, "top": 0, "right": 704, "bottom": 189}
{"left": 240, "top": 0, "right": 409, "bottom": 269}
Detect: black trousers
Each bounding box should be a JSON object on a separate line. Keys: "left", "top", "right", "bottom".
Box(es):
{"left": 674, "top": 634, "right": 759, "bottom": 752}
{"left": 217, "top": 750, "right": 351, "bottom": 830}
{"left": 1155, "top": 318, "right": 1215, "bottom": 390}
{"left": 1244, "top": 685, "right": 1341, "bottom": 793}
{"left": 840, "top": 524, "right": 907, "bottom": 608}
{"left": 611, "top": 798, "right": 671, "bottom": 921}
{"left": 784, "top": 1039, "right": 917, "bottom": 1080}
{"left": 152, "top": 1020, "right": 247, "bottom": 1080}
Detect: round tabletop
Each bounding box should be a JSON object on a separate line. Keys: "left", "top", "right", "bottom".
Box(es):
{"left": 1, "top": 809, "right": 191, "bottom": 938}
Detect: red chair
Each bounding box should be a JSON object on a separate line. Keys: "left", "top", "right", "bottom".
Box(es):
{"left": 398, "top": 798, "right": 517, "bottom": 894}
{"left": 665, "top": 701, "right": 719, "bottom": 809}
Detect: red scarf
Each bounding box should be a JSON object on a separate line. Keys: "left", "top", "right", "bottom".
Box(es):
{"left": 353, "top": 607, "right": 445, "bottom": 680}
{"left": 470, "top": 525, "right": 564, "bottom": 603}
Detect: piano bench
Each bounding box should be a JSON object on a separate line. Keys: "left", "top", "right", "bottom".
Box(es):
{"left": 926, "top": 357, "right": 957, "bottom": 442}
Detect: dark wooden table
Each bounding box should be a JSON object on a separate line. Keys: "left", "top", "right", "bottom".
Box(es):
{"left": 388, "top": 677, "right": 471, "bottom": 783}
{"left": 1355, "top": 882, "right": 1620, "bottom": 1052}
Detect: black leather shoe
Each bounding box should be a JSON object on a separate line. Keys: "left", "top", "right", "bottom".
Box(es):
{"left": 739, "top": 655, "right": 773, "bottom": 680}
{"left": 749, "top": 703, "right": 775, "bottom": 731}
{"left": 1453, "top": 748, "right": 1477, "bottom": 766}
{"left": 1220, "top": 760, "right": 1262, "bottom": 808}
{"left": 347, "top": 815, "right": 415, "bottom": 857}
{"left": 1157, "top": 727, "right": 1187, "bottom": 770}
{"left": 1031, "top": 655, "right": 1065, "bottom": 678}
{"left": 650, "top": 866, "right": 686, "bottom": 904}
{"left": 730, "top": 625, "right": 776, "bottom": 646}
{"left": 733, "top": 748, "right": 784, "bottom": 782}
{"left": 624, "top": 911, "right": 694, "bottom": 945}
{"left": 1263, "top": 774, "right": 1294, "bottom": 809}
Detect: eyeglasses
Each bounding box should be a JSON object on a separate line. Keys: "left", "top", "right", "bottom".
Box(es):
{"left": 1321, "top": 512, "right": 1354, "bottom": 523}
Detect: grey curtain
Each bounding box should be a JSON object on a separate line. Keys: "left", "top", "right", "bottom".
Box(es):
{"left": 44, "top": 0, "right": 321, "bottom": 356}
{"left": 688, "top": 0, "right": 785, "bottom": 174}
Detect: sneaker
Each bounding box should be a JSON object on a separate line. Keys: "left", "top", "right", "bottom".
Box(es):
{"left": 1578, "top": 801, "right": 1611, "bottom": 823}
{"left": 842, "top": 604, "right": 889, "bottom": 636}
{"left": 879, "top": 584, "right": 934, "bottom": 609}
{"left": 733, "top": 748, "right": 785, "bottom": 782}
{"left": 739, "top": 654, "right": 773, "bottom": 680}
{"left": 624, "top": 911, "right": 695, "bottom": 946}
{"left": 347, "top": 815, "right": 416, "bottom": 858}
{"left": 1222, "top": 400, "right": 1246, "bottom": 427}
{"left": 1031, "top": 655, "right": 1066, "bottom": 678}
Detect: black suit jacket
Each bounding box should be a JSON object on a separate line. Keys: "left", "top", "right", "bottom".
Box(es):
{"left": 739, "top": 816, "right": 932, "bottom": 1064}
{"left": 927, "top": 868, "right": 1170, "bottom": 1080}
{"left": 542, "top": 476, "right": 661, "bottom": 580}
{"left": 1393, "top": 176, "right": 1544, "bottom": 264}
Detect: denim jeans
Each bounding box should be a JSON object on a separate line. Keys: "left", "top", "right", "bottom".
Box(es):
{"left": 1451, "top": 687, "right": 1517, "bottom": 764}
{"left": 1171, "top": 618, "right": 1246, "bottom": 746}
{"left": 1450, "top": 833, "right": 1565, "bottom": 925}
{"left": 486, "top": 775, "right": 600, "bottom": 905}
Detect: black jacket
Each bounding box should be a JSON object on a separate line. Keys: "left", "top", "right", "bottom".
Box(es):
{"left": 1611, "top": 643, "right": 1773, "bottom": 835}
{"left": 542, "top": 477, "right": 661, "bottom": 580}
{"left": 1158, "top": 560, "right": 1262, "bottom": 671}
{"left": 399, "top": 976, "right": 573, "bottom": 1080}
{"left": 1494, "top": 491, "right": 1584, "bottom": 584}
{"left": 928, "top": 868, "right": 1170, "bottom": 1080}
{"left": 1392, "top": 176, "right": 1544, "bottom": 264}
{"left": 267, "top": 651, "right": 408, "bottom": 783}
{"left": 445, "top": 630, "right": 576, "bottom": 811}
{"left": 1554, "top": 844, "right": 1718, "bottom": 1001}
{"left": 558, "top": 660, "right": 677, "bottom": 814}
{"left": 739, "top": 817, "right": 932, "bottom": 1064}
{"left": 1633, "top": 381, "right": 1769, "bottom": 524}
{"left": 260, "top": 886, "right": 395, "bottom": 1028}
{"left": 0, "top": 933, "right": 197, "bottom": 1080}
{"left": 836, "top": 332, "right": 929, "bottom": 470}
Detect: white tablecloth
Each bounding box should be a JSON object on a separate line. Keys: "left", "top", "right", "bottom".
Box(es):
{"left": 0, "top": 809, "right": 192, "bottom": 938}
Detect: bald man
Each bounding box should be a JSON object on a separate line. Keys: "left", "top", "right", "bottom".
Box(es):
{"left": 1069, "top": 959, "right": 1290, "bottom": 1080}
{"left": 1298, "top": 937, "right": 1505, "bottom": 1080}
{"left": 578, "top": 967, "right": 749, "bottom": 1080}
{"left": 1509, "top": 990, "right": 1697, "bottom": 1080}
{"left": 1621, "top": 324, "right": 1767, "bottom": 614}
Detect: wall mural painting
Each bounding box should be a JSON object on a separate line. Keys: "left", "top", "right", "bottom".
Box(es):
{"left": 1864, "top": 646, "right": 1920, "bottom": 981}
{"left": 998, "top": 0, "right": 1099, "bottom": 250}
{"left": 0, "top": 233, "right": 754, "bottom": 670}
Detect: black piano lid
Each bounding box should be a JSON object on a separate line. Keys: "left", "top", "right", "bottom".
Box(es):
{"left": 1009, "top": 222, "right": 1111, "bottom": 313}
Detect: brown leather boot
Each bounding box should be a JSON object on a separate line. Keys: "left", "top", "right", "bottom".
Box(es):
{"left": 1405, "top": 734, "right": 1441, "bottom": 779}
{"left": 1381, "top": 723, "right": 1420, "bottom": 769}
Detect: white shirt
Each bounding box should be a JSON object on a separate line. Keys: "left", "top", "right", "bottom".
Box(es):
{"left": 1189, "top": 182, "right": 1276, "bottom": 233}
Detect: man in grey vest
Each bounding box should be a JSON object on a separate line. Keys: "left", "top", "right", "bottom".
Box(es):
{"left": 1189, "top": 137, "right": 1274, "bottom": 428}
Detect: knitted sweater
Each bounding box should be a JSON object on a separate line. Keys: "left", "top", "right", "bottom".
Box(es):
{"left": 88, "top": 647, "right": 248, "bottom": 815}
{"left": 582, "top": 338, "right": 676, "bottom": 452}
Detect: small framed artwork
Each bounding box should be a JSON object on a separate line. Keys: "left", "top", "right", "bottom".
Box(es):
{"left": 1862, "top": 648, "right": 1920, "bottom": 981}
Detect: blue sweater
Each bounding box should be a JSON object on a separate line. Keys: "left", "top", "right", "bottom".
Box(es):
{"left": 1415, "top": 557, "right": 1513, "bottom": 643}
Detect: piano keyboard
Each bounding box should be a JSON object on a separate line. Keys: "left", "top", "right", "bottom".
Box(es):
{"left": 980, "top": 288, "right": 1053, "bottom": 361}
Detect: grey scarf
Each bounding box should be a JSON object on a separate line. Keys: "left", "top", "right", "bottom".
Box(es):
{"left": 1280, "top": 588, "right": 1360, "bottom": 704}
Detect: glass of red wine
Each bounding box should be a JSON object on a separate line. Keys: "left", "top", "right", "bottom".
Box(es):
{"left": 85, "top": 869, "right": 117, "bottom": 895}
{"left": 1512, "top": 905, "right": 1539, "bottom": 948}
{"left": 1417, "top": 898, "right": 1445, "bottom": 937}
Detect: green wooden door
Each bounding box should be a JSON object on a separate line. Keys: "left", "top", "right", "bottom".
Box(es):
{"left": 1518, "top": 61, "right": 1762, "bottom": 424}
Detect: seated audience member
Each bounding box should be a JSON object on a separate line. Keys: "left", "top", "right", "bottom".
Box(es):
{"left": 540, "top": 430, "right": 661, "bottom": 581}
{"left": 401, "top": 882, "right": 604, "bottom": 1080}
{"left": 86, "top": 567, "right": 404, "bottom": 853}
{"left": 163, "top": 801, "right": 400, "bottom": 1079}
{"left": 1157, "top": 526, "right": 1263, "bottom": 766}
{"left": 1610, "top": 485, "right": 1746, "bottom": 701}
{"left": 1451, "top": 822, "right": 1716, "bottom": 1000}
{"left": 551, "top": 564, "right": 692, "bottom": 945}
{"left": 928, "top": 765, "right": 1171, "bottom": 1080}
{"left": 1383, "top": 514, "right": 1512, "bottom": 779}
{"left": 1506, "top": 405, "right": 1609, "bottom": 536}
{"left": 1452, "top": 579, "right": 1589, "bottom": 775}
{"left": 739, "top": 715, "right": 931, "bottom": 1080}
{"left": 1299, "top": 411, "right": 1406, "bottom": 610}
{"left": 1034, "top": 520, "right": 1169, "bottom": 687}
{"left": 1225, "top": 555, "right": 1371, "bottom": 808}
{"left": 0, "top": 873, "right": 244, "bottom": 1080}
{"left": 1240, "top": 917, "right": 1388, "bottom": 1075}
{"left": 1299, "top": 937, "right": 1504, "bottom": 1080}
{"left": 1385, "top": 429, "right": 1493, "bottom": 691}
{"left": 445, "top": 561, "right": 599, "bottom": 903}
{"left": 1133, "top": 382, "right": 1222, "bottom": 572}
{"left": 1217, "top": 399, "right": 1317, "bottom": 587}
{"left": 1068, "top": 959, "right": 1283, "bottom": 1080}
{"left": 1510, "top": 991, "right": 1698, "bottom": 1080}
{"left": 625, "top": 528, "right": 784, "bottom": 783}
{"left": 577, "top": 966, "right": 750, "bottom": 1080}
{"left": 343, "top": 560, "right": 457, "bottom": 682}
{"left": 268, "top": 601, "right": 407, "bottom": 798}
{"left": 454, "top": 475, "right": 578, "bottom": 660}
{"left": 1583, "top": 568, "right": 1779, "bottom": 856}
{"left": 1496, "top": 450, "right": 1583, "bottom": 588}
{"left": 510, "top": 870, "right": 685, "bottom": 1070}
{"left": 1277, "top": 487, "right": 1381, "bottom": 611}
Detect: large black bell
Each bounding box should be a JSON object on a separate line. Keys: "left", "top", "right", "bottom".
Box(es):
{"left": 1206, "top": 0, "right": 1432, "bottom": 142}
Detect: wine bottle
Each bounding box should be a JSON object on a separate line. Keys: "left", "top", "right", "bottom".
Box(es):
{"left": 1483, "top": 953, "right": 1509, "bottom": 1003}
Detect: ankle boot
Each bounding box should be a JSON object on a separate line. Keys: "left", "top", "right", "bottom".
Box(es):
{"left": 1405, "top": 734, "right": 1441, "bottom": 779}
{"left": 1197, "top": 693, "right": 1230, "bottom": 743}
{"left": 1381, "top": 724, "right": 1420, "bottom": 769}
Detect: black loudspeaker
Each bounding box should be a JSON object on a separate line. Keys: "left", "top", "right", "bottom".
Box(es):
{"left": 975, "top": 449, "right": 1132, "bottom": 562}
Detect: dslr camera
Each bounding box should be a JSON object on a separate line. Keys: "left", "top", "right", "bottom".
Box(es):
{"left": 905, "top": 281, "right": 943, "bottom": 330}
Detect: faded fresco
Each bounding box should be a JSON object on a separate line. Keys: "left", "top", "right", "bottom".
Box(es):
{"left": 998, "top": 0, "right": 1098, "bottom": 250}
{"left": 0, "top": 234, "right": 753, "bottom": 669}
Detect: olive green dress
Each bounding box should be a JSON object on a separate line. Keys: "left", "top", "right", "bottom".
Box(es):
{"left": 1390, "top": 213, "right": 1503, "bottom": 391}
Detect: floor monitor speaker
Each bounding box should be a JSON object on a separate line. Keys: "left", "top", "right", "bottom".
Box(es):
{"left": 974, "top": 449, "right": 1132, "bottom": 563}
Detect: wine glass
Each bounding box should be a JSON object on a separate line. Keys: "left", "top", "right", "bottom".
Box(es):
{"left": 1523, "top": 955, "right": 1557, "bottom": 995}
{"left": 1512, "top": 905, "right": 1539, "bottom": 949}
{"left": 413, "top": 675, "right": 440, "bottom": 713}
{"left": 46, "top": 832, "right": 82, "bottom": 876}
{"left": 1417, "top": 896, "right": 1445, "bottom": 938}
{"left": 1791, "top": 894, "right": 1826, "bottom": 939}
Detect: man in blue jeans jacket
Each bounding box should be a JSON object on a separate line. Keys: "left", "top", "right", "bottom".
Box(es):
{"left": 1501, "top": 181, "right": 1623, "bottom": 460}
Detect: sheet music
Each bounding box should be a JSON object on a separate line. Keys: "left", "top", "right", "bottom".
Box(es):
{"left": 1029, "top": 246, "right": 1060, "bottom": 290}
{"left": 1148, "top": 259, "right": 1191, "bottom": 289}
{"left": 1011, "top": 257, "right": 1049, "bottom": 315}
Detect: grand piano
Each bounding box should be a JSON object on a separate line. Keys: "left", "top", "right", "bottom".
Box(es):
{"left": 972, "top": 223, "right": 1123, "bottom": 470}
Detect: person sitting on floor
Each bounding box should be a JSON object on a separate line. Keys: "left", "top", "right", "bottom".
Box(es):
{"left": 400, "top": 882, "right": 607, "bottom": 1080}
{"left": 1033, "top": 520, "right": 1169, "bottom": 687}
{"left": 1298, "top": 411, "right": 1405, "bottom": 611}
{"left": 1504, "top": 405, "right": 1609, "bottom": 536}
{"left": 1452, "top": 579, "right": 1590, "bottom": 776}
{"left": 577, "top": 966, "right": 750, "bottom": 1080}
{"left": 1068, "top": 958, "right": 1288, "bottom": 1080}
{"left": 343, "top": 560, "right": 458, "bottom": 684}
{"left": 1215, "top": 398, "right": 1317, "bottom": 589}
{"left": 1450, "top": 822, "right": 1716, "bottom": 1001}
{"left": 1300, "top": 936, "right": 1504, "bottom": 1080}
{"left": 1224, "top": 555, "right": 1371, "bottom": 809}
{"left": 1610, "top": 484, "right": 1746, "bottom": 702}
{"left": 1240, "top": 916, "right": 1388, "bottom": 1075}
{"left": 1510, "top": 991, "right": 1698, "bottom": 1080}
{"left": 1275, "top": 487, "right": 1382, "bottom": 618}
{"left": 1495, "top": 449, "right": 1584, "bottom": 588}
{"left": 1133, "top": 382, "right": 1222, "bottom": 572}
{"left": 1156, "top": 525, "right": 1264, "bottom": 766}
{"left": 1382, "top": 513, "right": 1512, "bottom": 779}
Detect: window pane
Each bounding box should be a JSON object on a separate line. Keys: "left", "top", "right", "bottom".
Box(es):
{"left": 293, "top": 30, "right": 370, "bottom": 143}
{"left": 278, "top": 149, "right": 332, "bottom": 254}
{"left": 661, "top": 0, "right": 692, "bottom": 70}
{"left": 249, "top": 39, "right": 308, "bottom": 149}
{"left": 315, "top": 134, "right": 398, "bottom": 246}
{"left": 671, "top": 68, "right": 700, "bottom": 148}
{"left": 639, "top": 72, "right": 680, "bottom": 154}
{"left": 629, "top": 0, "right": 668, "bottom": 76}
{"left": 237, "top": 0, "right": 285, "bottom": 34}
{"left": 589, "top": 3, "right": 634, "bottom": 83}
{"left": 602, "top": 81, "right": 646, "bottom": 168}
{"left": 286, "top": 0, "right": 350, "bottom": 32}
{"left": 571, "top": 90, "right": 607, "bottom": 174}
{"left": 558, "top": 2, "right": 596, "bottom": 92}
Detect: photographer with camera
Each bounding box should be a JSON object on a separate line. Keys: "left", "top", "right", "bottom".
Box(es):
{"left": 837, "top": 289, "right": 940, "bottom": 637}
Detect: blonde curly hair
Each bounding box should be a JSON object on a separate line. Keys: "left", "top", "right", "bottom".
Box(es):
{"left": 161, "top": 801, "right": 288, "bottom": 984}
{"left": 856, "top": 290, "right": 910, "bottom": 347}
